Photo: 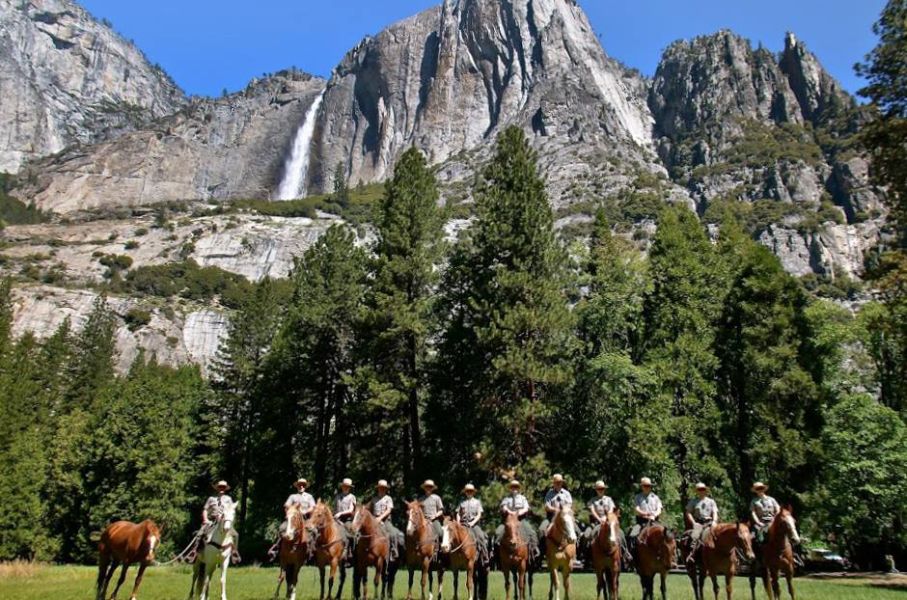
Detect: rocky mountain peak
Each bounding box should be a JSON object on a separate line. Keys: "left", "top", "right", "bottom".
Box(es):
{"left": 779, "top": 31, "right": 855, "bottom": 124}
{"left": 0, "top": 0, "right": 186, "bottom": 173}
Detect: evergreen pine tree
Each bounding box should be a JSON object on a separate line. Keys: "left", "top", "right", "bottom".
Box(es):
{"left": 333, "top": 162, "right": 350, "bottom": 208}
{"left": 358, "top": 147, "right": 444, "bottom": 485}
{"left": 65, "top": 296, "right": 117, "bottom": 410}
{"left": 431, "top": 127, "right": 573, "bottom": 484}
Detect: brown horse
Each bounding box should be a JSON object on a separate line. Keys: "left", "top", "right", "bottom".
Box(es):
{"left": 405, "top": 500, "right": 444, "bottom": 600}
{"left": 352, "top": 505, "right": 391, "bottom": 600}
{"left": 441, "top": 517, "right": 479, "bottom": 600}
{"left": 275, "top": 505, "right": 310, "bottom": 600}
{"left": 749, "top": 507, "right": 800, "bottom": 600}
{"left": 590, "top": 510, "right": 621, "bottom": 600}
{"left": 96, "top": 520, "right": 161, "bottom": 600}
{"left": 311, "top": 502, "right": 349, "bottom": 600}
{"left": 545, "top": 507, "right": 577, "bottom": 600}
{"left": 684, "top": 523, "right": 754, "bottom": 600}
{"left": 498, "top": 512, "right": 533, "bottom": 600}
{"left": 636, "top": 524, "right": 676, "bottom": 600}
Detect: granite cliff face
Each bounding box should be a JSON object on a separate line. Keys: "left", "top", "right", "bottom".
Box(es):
{"left": 0, "top": 0, "right": 185, "bottom": 173}
{"left": 21, "top": 71, "right": 326, "bottom": 212}
{"left": 0, "top": 0, "right": 891, "bottom": 371}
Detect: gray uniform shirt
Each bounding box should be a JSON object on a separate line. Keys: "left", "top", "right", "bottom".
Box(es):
{"left": 334, "top": 492, "right": 357, "bottom": 516}
{"left": 500, "top": 493, "right": 530, "bottom": 514}
{"left": 204, "top": 495, "right": 235, "bottom": 521}
{"left": 750, "top": 495, "right": 780, "bottom": 526}
{"left": 285, "top": 491, "right": 316, "bottom": 512}
{"left": 458, "top": 498, "right": 483, "bottom": 524}
{"left": 686, "top": 497, "right": 718, "bottom": 524}
{"left": 372, "top": 494, "right": 394, "bottom": 517}
{"left": 420, "top": 493, "right": 444, "bottom": 520}
{"left": 545, "top": 488, "right": 573, "bottom": 510}
{"left": 635, "top": 492, "right": 663, "bottom": 517}
{"left": 588, "top": 495, "right": 616, "bottom": 519}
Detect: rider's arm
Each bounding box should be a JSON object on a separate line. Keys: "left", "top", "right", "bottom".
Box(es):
{"left": 712, "top": 506, "right": 719, "bottom": 525}
{"left": 684, "top": 510, "right": 694, "bottom": 529}
{"left": 470, "top": 507, "right": 482, "bottom": 528}
{"left": 202, "top": 507, "right": 210, "bottom": 525}
{"left": 634, "top": 503, "right": 649, "bottom": 519}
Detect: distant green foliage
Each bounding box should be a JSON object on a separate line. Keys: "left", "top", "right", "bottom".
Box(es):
{"left": 234, "top": 182, "right": 385, "bottom": 225}
{"left": 123, "top": 307, "right": 152, "bottom": 331}
{"left": 113, "top": 260, "right": 254, "bottom": 308}
{"left": 0, "top": 174, "right": 48, "bottom": 226}
{"left": 703, "top": 197, "right": 844, "bottom": 235}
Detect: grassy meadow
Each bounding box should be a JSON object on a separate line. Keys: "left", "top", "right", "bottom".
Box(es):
{"left": 1, "top": 564, "right": 905, "bottom": 600}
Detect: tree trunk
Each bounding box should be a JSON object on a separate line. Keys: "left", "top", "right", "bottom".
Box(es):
{"left": 408, "top": 332, "right": 422, "bottom": 481}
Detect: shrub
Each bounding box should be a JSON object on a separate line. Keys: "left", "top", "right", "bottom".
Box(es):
{"left": 134, "top": 227, "right": 149, "bottom": 236}
{"left": 124, "top": 307, "right": 152, "bottom": 331}
{"left": 124, "top": 240, "right": 140, "bottom": 250}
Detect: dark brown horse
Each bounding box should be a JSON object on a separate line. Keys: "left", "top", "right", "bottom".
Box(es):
{"left": 590, "top": 510, "right": 621, "bottom": 600}
{"left": 684, "top": 523, "right": 754, "bottom": 600}
{"left": 310, "top": 502, "right": 349, "bottom": 600}
{"left": 405, "top": 500, "right": 444, "bottom": 600}
{"left": 96, "top": 520, "right": 161, "bottom": 600}
{"left": 636, "top": 524, "right": 676, "bottom": 600}
{"left": 275, "top": 505, "right": 310, "bottom": 600}
{"left": 749, "top": 507, "right": 800, "bottom": 600}
{"left": 352, "top": 505, "right": 391, "bottom": 600}
{"left": 498, "top": 512, "right": 533, "bottom": 600}
{"left": 441, "top": 517, "right": 479, "bottom": 600}
{"left": 545, "top": 507, "right": 577, "bottom": 600}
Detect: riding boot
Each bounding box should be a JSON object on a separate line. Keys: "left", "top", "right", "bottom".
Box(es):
{"left": 268, "top": 537, "right": 281, "bottom": 562}
{"left": 686, "top": 540, "right": 699, "bottom": 567}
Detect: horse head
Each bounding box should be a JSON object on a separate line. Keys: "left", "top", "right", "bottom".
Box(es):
{"left": 504, "top": 511, "right": 522, "bottom": 549}
{"left": 607, "top": 510, "right": 621, "bottom": 547}
{"left": 778, "top": 506, "right": 800, "bottom": 545}
{"left": 558, "top": 506, "right": 578, "bottom": 544}
{"left": 142, "top": 520, "right": 161, "bottom": 562}
{"left": 406, "top": 500, "right": 424, "bottom": 536}
{"left": 735, "top": 521, "right": 755, "bottom": 561}
{"left": 220, "top": 502, "right": 236, "bottom": 534}
{"left": 441, "top": 517, "right": 454, "bottom": 553}
{"left": 283, "top": 505, "right": 302, "bottom": 541}
{"left": 351, "top": 505, "right": 370, "bottom": 534}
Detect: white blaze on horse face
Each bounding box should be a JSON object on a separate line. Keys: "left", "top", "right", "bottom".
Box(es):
{"left": 406, "top": 509, "right": 417, "bottom": 535}
{"left": 609, "top": 519, "right": 618, "bottom": 546}
{"left": 563, "top": 509, "right": 577, "bottom": 543}
{"left": 785, "top": 514, "right": 801, "bottom": 544}
{"left": 441, "top": 522, "right": 451, "bottom": 552}
{"left": 147, "top": 534, "right": 158, "bottom": 560}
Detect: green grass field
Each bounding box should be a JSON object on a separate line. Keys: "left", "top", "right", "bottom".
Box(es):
{"left": 2, "top": 565, "right": 905, "bottom": 600}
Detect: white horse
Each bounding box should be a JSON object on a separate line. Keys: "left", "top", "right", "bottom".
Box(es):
{"left": 188, "top": 503, "right": 237, "bottom": 600}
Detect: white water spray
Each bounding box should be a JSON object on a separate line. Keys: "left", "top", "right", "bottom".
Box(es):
{"left": 276, "top": 89, "right": 326, "bottom": 200}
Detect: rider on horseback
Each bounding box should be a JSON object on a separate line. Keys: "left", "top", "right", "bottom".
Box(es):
{"left": 334, "top": 478, "right": 357, "bottom": 559}
{"left": 540, "top": 473, "right": 573, "bottom": 538}
{"left": 582, "top": 480, "right": 632, "bottom": 563}
{"left": 187, "top": 480, "right": 235, "bottom": 562}
{"left": 495, "top": 479, "right": 539, "bottom": 560}
{"left": 749, "top": 482, "right": 780, "bottom": 544}
{"left": 418, "top": 479, "right": 445, "bottom": 558}
{"left": 684, "top": 482, "right": 718, "bottom": 568}
{"left": 456, "top": 483, "right": 489, "bottom": 565}
{"left": 371, "top": 479, "right": 403, "bottom": 561}
{"left": 628, "top": 477, "right": 663, "bottom": 558}
{"left": 269, "top": 477, "right": 316, "bottom": 560}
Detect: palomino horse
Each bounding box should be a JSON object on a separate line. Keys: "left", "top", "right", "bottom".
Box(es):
{"left": 749, "top": 507, "right": 800, "bottom": 600}
{"left": 96, "top": 520, "right": 161, "bottom": 600}
{"left": 635, "top": 524, "right": 676, "bottom": 600}
{"left": 352, "top": 506, "right": 391, "bottom": 600}
{"left": 590, "top": 511, "right": 621, "bottom": 600}
{"left": 405, "top": 501, "right": 444, "bottom": 600}
{"left": 498, "top": 512, "right": 533, "bottom": 600}
{"left": 440, "top": 517, "right": 482, "bottom": 600}
{"left": 684, "top": 523, "right": 754, "bottom": 600}
{"left": 188, "top": 503, "right": 236, "bottom": 600}
{"left": 544, "top": 507, "right": 577, "bottom": 600}
{"left": 274, "top": 505, "right": 311, "bottom": 600}
{"left": 311, "top": 502, "right": 349, "bottom": 600}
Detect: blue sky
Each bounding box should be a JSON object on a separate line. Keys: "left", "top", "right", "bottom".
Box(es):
{"left": 79, "top": 0, "right": 885, "bottom": 98}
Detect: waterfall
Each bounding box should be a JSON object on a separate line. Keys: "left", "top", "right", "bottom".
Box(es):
{"left": 276, "top": 88, "right": 326, "bottom": 201}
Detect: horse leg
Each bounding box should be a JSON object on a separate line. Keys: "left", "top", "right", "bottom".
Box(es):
{"left": 660, "top": 572, "right": 668, "bottom": 600}
{"left": 519, "top": 569, "right": 527, "bottom": 600}
{"left": 724, "top": 574, "right": 733, "bottom": 600}
{"left": 563, "top": 567, "right": 572, "bottom": 600}
{"left": 374, "top": 560, "right": 384, "bottom": 600}
{"left": 329, "top": 561, "right": 338, "bottom": 600}
{"left": 199, "top": 564, "right": 212, "bottom": 600}
{"left": 408, "top": 566, "right": 415, "bottom": 600}
{"left": 467, "top": 565, "right": 475, "bottom": 600}
{"left": 785, "top": 570, "right": 795, "bottom": 600}
{"left": 110, "top": 563, "right": 130, "bottom": 600}
{"left": 274, "top": 569, "right": 284, "bottom": 600}
{"left": 771, "top": 569, "right": 781, "bottom": 600}
{"left": 337, "top": 563, "right": 347, "bottom": 600}
{"left": 437, "top": 565, "right": 444, "bottom": 600}
{"left": 220, "top": 555, "right": 230, "bottom": 600}
{"left": 453, "top": 570, "right": 460, "bottom": 600}
{"left": 595, "top": 569, "right": 604, "bottom": 600}
{"left": 97, "top": 554, "right": 112, "bottom": 600}
{"left": 288, "top": 565, "right": 298, "bottom": 600}
{"left": 129, "top": 562, "right": 149, "bottom": 600}
{"left": 320, "top": 565, "right": 327, "bottom": 600}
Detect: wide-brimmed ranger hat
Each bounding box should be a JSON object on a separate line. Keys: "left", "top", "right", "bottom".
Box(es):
{"left": 340, "top": 478, "right": 353, "bottom": 488}
{"left": 377, "top": 479, "right": 390, "bottom": 490}
{"left": 752, "top": 482, "right": 768, "bottom": 492}
{"left": 421, "top": 479, "right": 437, "bottom": 491}
{"left": 594, "top": 481, "right": 608, "bottom": 490}
{"left": 294, "top": 478, "right": 308, "bottom": 488}
{"left": 508, "top": 479, "right": 522, "bottom": 489}
{"left": 463, "top": 483, "right": 477, "bottom": 493}
{"left": 552, "top": 474, "right": 565, "bottom": 484}
{"left": 695, "top": 482, "right": 709, "bottom": 491}
{"left": 214, "top": 480, "right": 230, "bottom": 491}
{"left": 640, "top": 477, "right": 653, "bottom": 487}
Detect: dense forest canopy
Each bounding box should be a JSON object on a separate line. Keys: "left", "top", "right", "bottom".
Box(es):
{"left": 1, "top": 0, "right": 907, "bottom": 570}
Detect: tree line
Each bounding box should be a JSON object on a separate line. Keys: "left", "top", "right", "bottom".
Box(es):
{"left": 2, "top": 0, "right": 907, "bottom": 567}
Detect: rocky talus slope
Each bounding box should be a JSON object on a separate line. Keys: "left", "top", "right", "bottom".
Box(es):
{"left": 0, "top": 0, "right": 185, "bottom": 173}
{"left": 0, "top": 0, "right": 890, "bottom": 370}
